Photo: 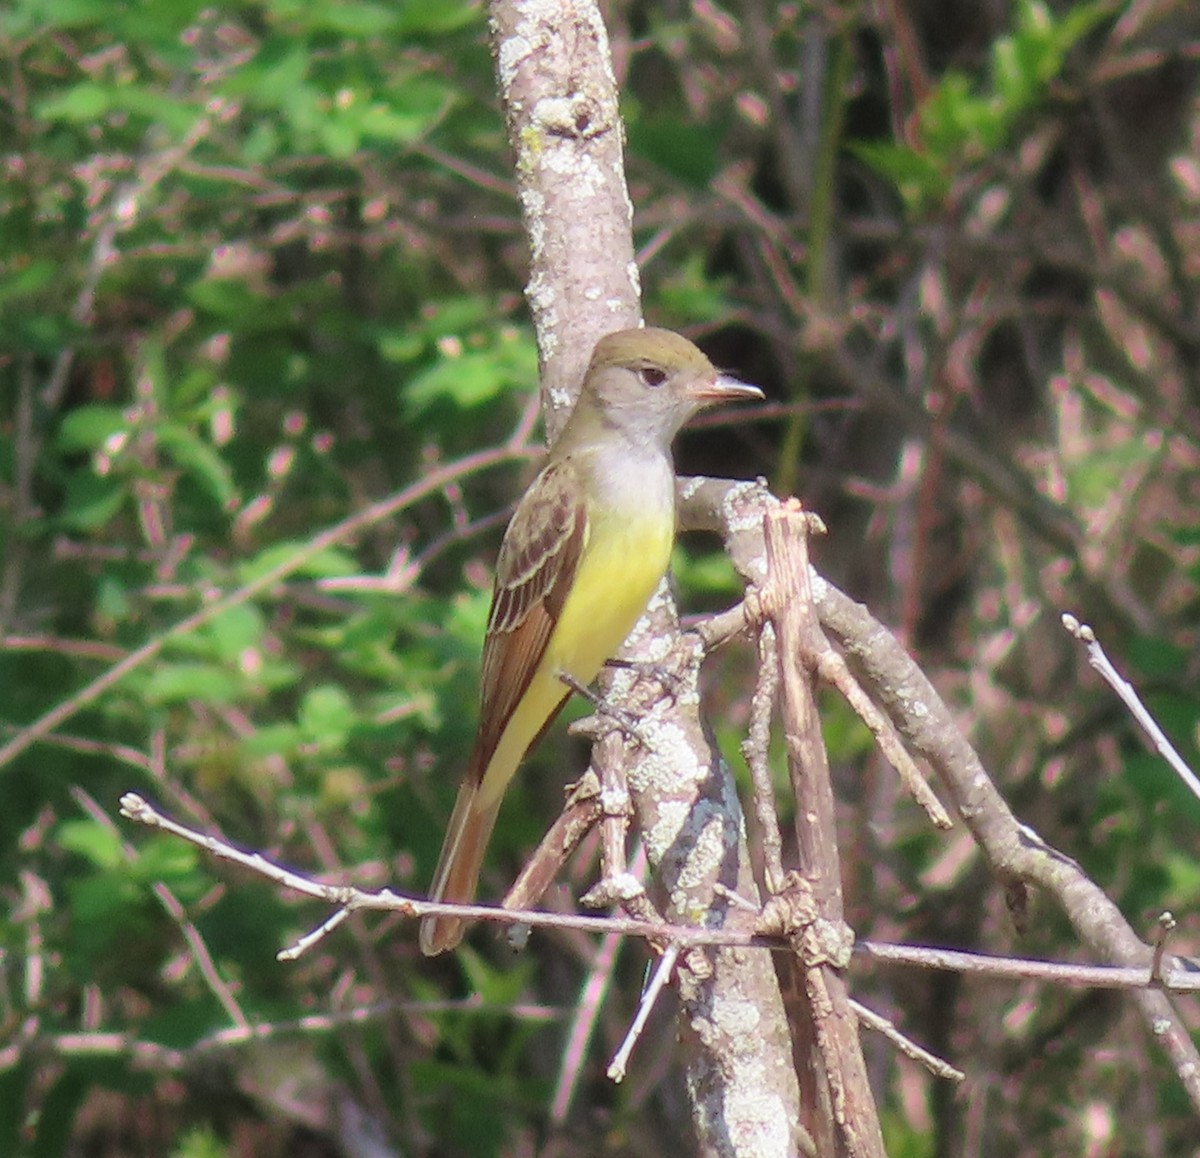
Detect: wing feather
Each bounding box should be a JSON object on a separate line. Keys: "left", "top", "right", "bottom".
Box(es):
{"left": 470, "top": 459, "right": 588, "bottom": 780}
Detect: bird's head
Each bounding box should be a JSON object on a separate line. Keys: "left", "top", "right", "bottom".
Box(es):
{"left": 568, "top": 327, "right": 763, "bottom": 450}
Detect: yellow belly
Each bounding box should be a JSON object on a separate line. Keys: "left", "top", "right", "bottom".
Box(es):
{"left": 477, "top": 505, "right": 673, "bottom": 809}
{"left": 547, "top": 506, "right": 673, "bottom": 682}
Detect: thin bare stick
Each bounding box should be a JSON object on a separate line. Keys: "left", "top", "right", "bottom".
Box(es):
{"left": 120, "top": 793, "right": 1200, "bottom": 993}
{"left": 592, "top": 725, "right": 639, "bottom": 911}
{"left": 743, "top": 620, "right": 786, "bottom": 890}
{"left": 607, "top": 944, "right": 679, "bottom": 1082}
{"left": 685, "top": 479, "right": 1200, "bottom": 1113}
{"left": 0, "top": 635, "right": 128, "bottom": 662}
{"left": 855, "top": 939, "right": 1200, "bottom": 990}
{"left": 120, "top": 793, "right": 356, "bottom": 904}
{"left": 691, "top": 598, "right": 752, "bottom": 651}
{"left": 278, "top": 909, "right": 354, "bottom": 961}
{"left": 813, "top": 646, "right": 952, "bottom": 829}
{"left": 72, "top": 788, "right": 248, "bottom": 1028}
{"left": 1, "top": 996, "right": 566, "bottom": 1074}
{"left": 762, "top": 500, "right": 886, "bottom": 1157}
{"left": 2, "top": 730, "right": 152, "bottom": 771}
{"left": 1062, "top": 613, "right": 1200, "bottom": 804}
{"left": 849, "top": 999, "right": 964, "bottom": 1082}
{"left": 504, "top": 771, "right": 602, "bottom": 915}
{"left": 1151, "top": 912, "right": 1177, "bottom": 985}
{"left": 118, "top": 792, "right": 733, "bottom": 950}
{"left": 552, "top": 841, "right": 648, "bottom": 1118}
{"left": 552, "top": 927, "right": 623, "bottom": 1123}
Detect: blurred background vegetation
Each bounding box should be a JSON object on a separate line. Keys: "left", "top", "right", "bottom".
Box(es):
{"left": 1, "top": 0, "right": 1199, "bottom": 1154}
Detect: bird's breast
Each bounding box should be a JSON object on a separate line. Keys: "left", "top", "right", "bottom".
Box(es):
{"left": 543, "top": 454, "right": 675, "bottom": 685}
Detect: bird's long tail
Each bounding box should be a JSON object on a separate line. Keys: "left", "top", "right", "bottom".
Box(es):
{"left": 418, "top": 771, "right": 502, "bottom": 956}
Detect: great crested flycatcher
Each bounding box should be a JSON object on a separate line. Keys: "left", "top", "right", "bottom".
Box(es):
{"left": 419, "top": 327, "right": 762, "bottom": 955}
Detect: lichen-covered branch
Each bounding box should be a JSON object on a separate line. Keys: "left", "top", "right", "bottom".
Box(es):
{"left": 684, "top": 476, "right": 1200, "bottom": 1119}
{"left": 488, "top": 0, "right": 641, "bottom": 439}
{"left": 486, "top": 0, "right": 802, "bottom": 1151}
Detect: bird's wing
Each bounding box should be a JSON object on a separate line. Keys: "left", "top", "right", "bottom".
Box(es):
{"left": 471, "top": 457, "right": 588, "bottom": 779}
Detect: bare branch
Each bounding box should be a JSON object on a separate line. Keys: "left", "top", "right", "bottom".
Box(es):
{"left": 685, "top": 478, "right": 1200, "bottom": 1117}
{"left": 849, "top": 1000, "right": 964, "bottom": 1083}
{"left": 1062, "top": 612, "right": 1200, "bottom": 803}
{"left": 606, "top": 943, "right": 679, "bottom": 1082}
{"left": 761, "top": 500, "right": 886, "bottom": 1158}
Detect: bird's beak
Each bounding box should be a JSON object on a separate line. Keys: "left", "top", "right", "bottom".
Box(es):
{"left": 687, "top": 373, "right": 764, "bottom": 406}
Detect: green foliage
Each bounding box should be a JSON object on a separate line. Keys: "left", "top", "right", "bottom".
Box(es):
{"left": 171, "top": 1126, "right": 229, "bottom": 1158}
{"left": 402, "top": 326, "right": 539, "bottom": 414}
{"left": 671, "top": 540, "right": 744, "bottom": 601}
{"left": 854, "top": 0, "right": 1111, "bottom": 208}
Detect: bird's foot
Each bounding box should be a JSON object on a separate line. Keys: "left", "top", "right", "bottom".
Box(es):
{"left": 602, "top": 655, "right": 688, "bottom": 699}
{"left": 560, "top": 671, "right": 645, "bottom": 744}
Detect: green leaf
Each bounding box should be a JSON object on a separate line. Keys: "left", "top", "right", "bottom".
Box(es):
{"left": 3, "top": 311, "right": 81, "bottom": 355}
{"left": 130, "top": 835, "right": 199, "bottom": 888}
{"left": 1124, "top": 636, "right": 1188, "bottom": 680}
{"left": 206, "top": 605, "right": 266, "bottom": 663}
{"left": 0, "top": 258, "right": 58, "bottom": 305}
{"left": 242, "top": 119, "right": 281, "bottom": 163}
{"left": 239, "top": 722, "right": 304, "bottom": 758}
{"left": 850, "top": 141, "right": 949, "bottom": 208}
{"left": 157, "top": 424, "right": 239, "bottom": 510}
{"left": 359, "top": 85, "right": 453, "bottom": 144}
{"left": 37, "top": 83, "right": 199, "bottom": 135}
{"left": 35, "top": 82, "right": 113, "bottom": 123}
{"left": 671, "top": 542, "right": 742, "bottom": 598}
{"left": 628, "top": 117, "right": 719, "bottom": 187}
{"left": 395, "top": 0, "right": 480, "bottom": 34}
{"left": 171, "top": 1125, "right": 229, "bottom": 1158}
{"left": 402, "top": 335, "right": 537, "bottom": 412}
{"left": 1, "top": 0, "right": 111, "bottom": 35}
{"left": 309, "top": 0, "right": 398, "bottom": 34}
{"left": 1162, "top": 852, "right": 1200, "bottom": 908}
{"left": 31, "top": 1071, "right": 87, "bottom": 1158}
{"left": 185, "top": 277, "right": 273, "bottom": 322}
{"left": 375, "top": 327, "right": 425, "bottom": 363}
{"left": 69, "top": 871, "right": 141, "bottom": 928}
{"left": 57, "top": 405, "right": 130, "bottom": 452}
{"left": 227, "top": 42, "right": 310, "bottom": 107}
{"left": 142, "top": 662, "right": 244, "bottom": 705}
{"left": 59, "top": 471, "right": 127, "bottom": 530}
{"left": 237, "top": 542, "right": 361, "bottom": 584}
{"left": 0, "top": 1065, "right": 27, "bottom": 1158}
{"left": 298, "top": 684, "right": 357, "bottom": 750}
{"left": 56, "top": 820, "right": 123, "bottom": 870}
{"left": 654, "top": 251, "right": 731, "bottom": 322}
{"left": 318, "top": 116, "right": 362, "bottom": 159}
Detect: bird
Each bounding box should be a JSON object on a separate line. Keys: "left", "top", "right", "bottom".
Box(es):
{"left": 418, "top": 326, "right": 762, "bottom": 955}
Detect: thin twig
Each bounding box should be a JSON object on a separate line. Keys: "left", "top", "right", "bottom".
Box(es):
{"left": 118, "top": 793, "right": 1200, "bottom": 992}
{"left": 743, "top": 620, "right": 786, "bottom": 890}
{"left": 849, "top": 999, "right": 964, "bottom": 1082}
{"left": 1151, "top": 912, "right": 1177, "bottom": 985}
{"left": 856, "top": 940, "right": 1200, "bottom": 991}
{"left": 1062, "top": 613, "right": 1200, "bottom": 804}
{"left": 0, "top": 996, "right": 565, "bottom": 1074}
{"left": 607, "top": 944, "right": 679, "bottom": 1082}
{"left": 0, "top": 635, "right": 129, "bottom": 662}
{"left": 552, "top": 926, "right": 623, "bottom": 1123}
{"left": 814, "top": 646, "right": 952, "bottom": 829}
{"left": 72, "top": 787, "right": 248, "bottom": 1028}
{"left": 762, "top": 501, "right": 885, "bottom": 1157}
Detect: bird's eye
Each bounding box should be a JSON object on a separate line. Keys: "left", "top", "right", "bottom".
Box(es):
{"left": 639, "top": 366, "right": 668, "bottom": 387}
